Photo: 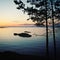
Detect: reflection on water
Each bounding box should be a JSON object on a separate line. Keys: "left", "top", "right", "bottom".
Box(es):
{"left": 0, "top": 27, "right": 46, "bottom": 41}
{"left": 0, "top": 27, "right": 60, "bottom": 56}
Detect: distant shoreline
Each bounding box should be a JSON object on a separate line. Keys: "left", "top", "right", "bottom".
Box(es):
{"left": 0, "top": 25, "right": 60, "bottom": 28}
{"left": 0, "top": 27, "right": 8, "bottom": 28}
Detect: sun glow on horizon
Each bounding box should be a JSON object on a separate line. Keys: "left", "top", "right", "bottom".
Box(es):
{"left": 0, "top": 0, "right": 34, "bottom": 26}
{"left": 0, "top": 20, "right": 34, "bottom": 27}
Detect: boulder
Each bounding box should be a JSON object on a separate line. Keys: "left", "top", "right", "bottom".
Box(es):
{"left": 14, "top": 33, "right": 32, "bottom": 37}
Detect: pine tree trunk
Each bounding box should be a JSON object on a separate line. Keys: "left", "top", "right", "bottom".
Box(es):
{"left": 45, "top": 0, "right": 49, "bottom": 60}
{"left": 51, "top": 1, "right": 56, "bottom": 60}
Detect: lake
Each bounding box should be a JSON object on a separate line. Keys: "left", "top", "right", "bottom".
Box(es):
{"left": 0, "top": 26, "right": 60, "bottom": 57}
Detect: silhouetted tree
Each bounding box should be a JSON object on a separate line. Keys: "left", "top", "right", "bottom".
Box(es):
{"left": 14, "top": 0, "right": 60, "bottom": 60}
{"left": 14, "top": 0, "right": 49, "bottom": 60}
{"left": 14, "top": 0, "right": 60, "bottom": 25}
{"left": 50, "top": 0, "right": 60, "bottom": 60}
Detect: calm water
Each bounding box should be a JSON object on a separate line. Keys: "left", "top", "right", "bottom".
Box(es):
{"left": 0, "top": 26, "right": 60, "bottom": 56}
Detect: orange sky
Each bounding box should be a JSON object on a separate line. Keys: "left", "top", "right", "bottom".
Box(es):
{"left": 0, "top": 0, "right": 34, "bottom": 26}
{"left": 0, "top": 20, "right": 34, "bottom": 26}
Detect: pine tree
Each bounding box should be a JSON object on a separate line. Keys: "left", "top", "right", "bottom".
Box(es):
{"left": 14, "top": 0, "right": 60, "bottom": 60}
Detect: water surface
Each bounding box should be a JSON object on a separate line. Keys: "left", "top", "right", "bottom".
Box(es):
{"left": 0, "top": 27, "right": 60, "bottom": 56}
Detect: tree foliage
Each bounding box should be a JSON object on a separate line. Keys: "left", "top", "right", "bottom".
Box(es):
{"left": 14, "top": 0, "right": 60, "bottom": 26}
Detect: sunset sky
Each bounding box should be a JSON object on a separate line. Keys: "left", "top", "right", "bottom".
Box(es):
{"left": 0, "top": 0, "right": 34, "bottom": 26}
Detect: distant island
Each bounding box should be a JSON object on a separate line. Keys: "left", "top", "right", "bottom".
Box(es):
{"left": 0, "top": 26, "right": 7, "bottom": 28}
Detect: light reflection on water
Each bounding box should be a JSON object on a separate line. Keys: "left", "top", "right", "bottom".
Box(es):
{"left": 0, "top": 27, "right": 60, "bottom": 56}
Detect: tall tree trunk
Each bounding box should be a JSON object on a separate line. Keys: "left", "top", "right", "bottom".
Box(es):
{"left": 45, "top": 0, "right": 49, "bottom": 60}
{"left": 51, "top": 1, "right": 56, "bottom": 60}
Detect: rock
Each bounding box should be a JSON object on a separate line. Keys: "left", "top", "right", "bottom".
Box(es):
{"left": 24, "top": 31, "right": 31, "bottom": 33}
{"left": 18, "top": 33, "right": 32, "bottom": 37}
{"left": 14, "top": 33, "right": 32, "bottom": 37}
{"left": 14, "top": 33, "right": 18, "bottom": 36}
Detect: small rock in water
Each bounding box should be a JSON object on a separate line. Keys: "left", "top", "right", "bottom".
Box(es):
{"left": 24, "top": 31, "right": 31, "bottom": 33}
{"left": 14, "top": 33, "right": 32, "bottom": 37}
{"left": 18, "top": 33, "right": 32, "bottom": 37}
{"left": 14, "top": 33, "right": 18, "bottom": 36}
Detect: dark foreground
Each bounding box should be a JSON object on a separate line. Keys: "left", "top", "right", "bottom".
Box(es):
{"left": 0, "top": 51, "right": 45, "bottom": 60}
{"left": 0, "top": 51, "right": 60, "bottom": 60}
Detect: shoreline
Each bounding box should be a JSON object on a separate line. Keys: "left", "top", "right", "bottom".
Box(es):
{"left": 0, "top": 51, "right": 60, "bottom": 60}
